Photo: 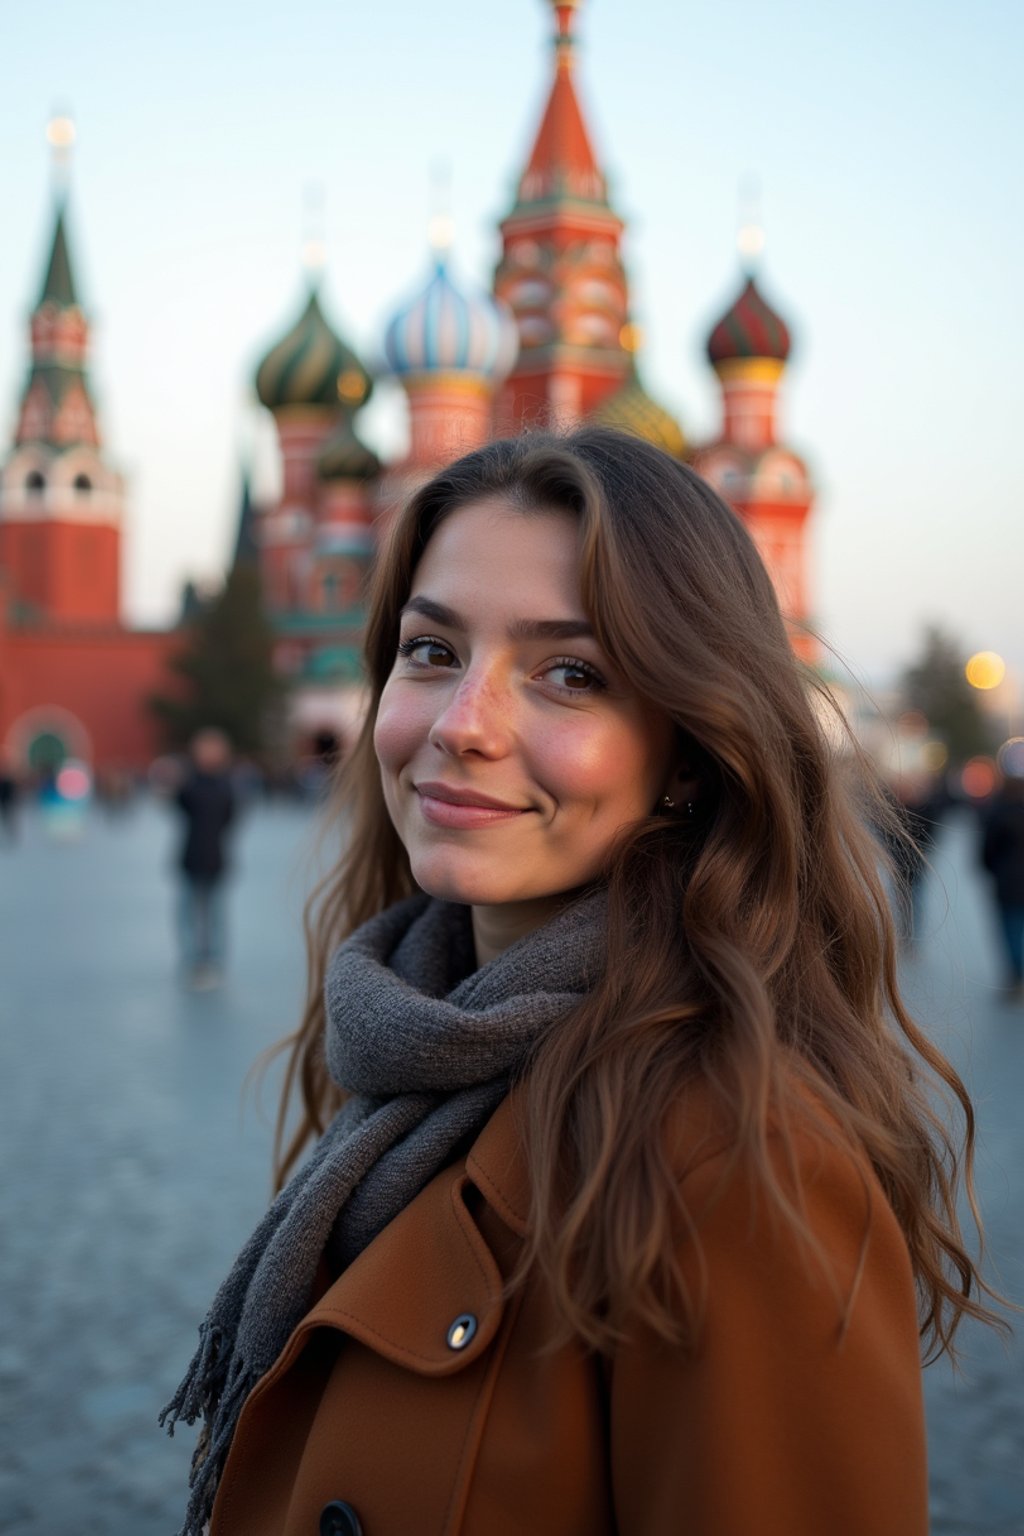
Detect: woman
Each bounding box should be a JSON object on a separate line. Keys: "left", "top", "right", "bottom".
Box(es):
{"left": 164, "top": 427, "right": 999, "bottom": 1536}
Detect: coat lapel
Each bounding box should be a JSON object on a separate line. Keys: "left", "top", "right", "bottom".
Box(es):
{"left": 294, "top": 1093, "right": 530, "bottom": 1376}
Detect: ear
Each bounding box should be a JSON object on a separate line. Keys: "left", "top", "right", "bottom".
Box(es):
{"left": 657, "top": 762, "right": 703, "bottom": 812}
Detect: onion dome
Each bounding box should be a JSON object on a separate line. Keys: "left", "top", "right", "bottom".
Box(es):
{"left": 593, "top": 372, "right": 686, "bottom": 458}
{"left": 255, "top": 286, "right": 372, "bottom": 412}
{"left": 706, "top": 274, "right": 792, "bottom": 367}
{"left": 317, "top": 417, "right": 380, "bottom": 482}
{"left": 384, "top": 255, "right": 519, "bottom": 382}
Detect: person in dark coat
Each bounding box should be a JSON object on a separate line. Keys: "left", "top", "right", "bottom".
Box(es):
{"left": 174, "top": 728, "right": 236, "bottom": 989}
{"left": 980, "top": 774, "right": 1024, "bottom": 999}
{"left": 0, "top": 747, "right": 20, "bottom": 843}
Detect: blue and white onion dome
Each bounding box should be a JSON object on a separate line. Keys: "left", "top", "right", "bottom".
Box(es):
{"left": 384, "top": 249, "right": 519, "bottom": 384}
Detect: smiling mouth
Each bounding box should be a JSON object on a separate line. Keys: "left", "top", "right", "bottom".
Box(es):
{"left": 414, "top": 783, "right": 531, "bottom": 829}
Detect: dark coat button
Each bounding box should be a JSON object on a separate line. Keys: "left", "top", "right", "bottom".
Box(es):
{"left": 446, "top": 1313, "right": 478, "bottom": 1350}
{"left": 319, "top": 1500, "right": 363, "bottom": 1536}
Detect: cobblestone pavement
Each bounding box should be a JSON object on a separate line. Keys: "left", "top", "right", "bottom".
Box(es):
{"left": 0, "top": 799, "right": 1020, "bottom": 1535}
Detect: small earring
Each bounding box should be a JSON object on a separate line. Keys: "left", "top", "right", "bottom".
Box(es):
{"left": 662, "top": 795, "right": 676, "bottom": 810}
{"left": 686, "top": 801, "right": 695, "bottom": 818}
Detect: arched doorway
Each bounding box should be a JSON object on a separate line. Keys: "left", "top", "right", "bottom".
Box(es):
{"left": 7, "top": 706, "right": 92, "bottom": 784}
{"left": 27, "top": 729, "right": 70, "bottom": 775}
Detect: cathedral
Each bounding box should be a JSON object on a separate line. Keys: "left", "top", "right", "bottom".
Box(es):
{"left": 0, "top": 0, "right": 814, "bottom": 775}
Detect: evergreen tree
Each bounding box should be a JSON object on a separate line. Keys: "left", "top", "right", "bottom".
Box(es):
{"left": 150, "top": 564, "right": 284, "bottom": 759}
{"left": 901, "top": 624, "right": 996, "bottom": 766}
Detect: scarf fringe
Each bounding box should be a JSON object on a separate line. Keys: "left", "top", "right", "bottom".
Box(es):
{"left": 161, "top": 1325, "right": 257, "bottom": 1536}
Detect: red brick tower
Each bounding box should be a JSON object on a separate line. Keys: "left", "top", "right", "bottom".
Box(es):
{"left": 0, "top": 121, "right": 124, "bottom": 624}
{"left": 494, "top": 0, "right": 638, "bottom": 432}
{"left": 692, "top": 253, "right": 817, "bottom": 660}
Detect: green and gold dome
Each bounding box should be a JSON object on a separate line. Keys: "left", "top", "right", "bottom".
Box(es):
{"left": 593, "top": 370, "right": 686, "bottom": 458}
{"left": 255, "top": 286, "right": 373, "bottom": 412}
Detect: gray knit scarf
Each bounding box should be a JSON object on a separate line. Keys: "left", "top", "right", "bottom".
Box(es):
{"left": 161, "top": 886, "right": 606, "bottom": 1536}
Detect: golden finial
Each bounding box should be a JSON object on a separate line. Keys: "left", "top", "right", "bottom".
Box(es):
{"left": 47, "top": 112, "right": 76, "bottom": 185}
{"left": 428, "top": 161, "right": 454, "bottom": 257}
{"left": 302, "top": 181, "right": 327, "bottom": 274}
{"left": 737, "top": 173, "right": 765, "bottom": 270}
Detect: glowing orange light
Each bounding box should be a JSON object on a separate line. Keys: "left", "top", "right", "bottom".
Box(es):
{"left": 46, "top": 116, "right": 76, "bottom": 150}
{"left": 965, "top": 651, "right": 1006, "bottom": 691}
{"left": 337, "top": 370, "right": 366, "bottom": 404}
{"left": 961, "top": 757, "right": 997, "bottom": 799}
{"left": 619, "top": 323, "right": 643, "bottom": 353}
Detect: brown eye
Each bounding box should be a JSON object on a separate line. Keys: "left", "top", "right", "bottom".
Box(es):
{"left": 397, "top": 636, "right": 458, "bottom": 669}
{"left": 424, "top": 643, "right": 456, "bottom": 667}
{"left": 543, "top": 659, "right": 606, "bottom": 694}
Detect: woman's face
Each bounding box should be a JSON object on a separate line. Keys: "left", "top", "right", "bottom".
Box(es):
{"left": 374, "top": 498, "right": 674, "bottom": 938}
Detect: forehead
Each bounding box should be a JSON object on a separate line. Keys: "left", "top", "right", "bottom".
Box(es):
{"left": 411, "top": 498, "right": 583, "bottom": 610}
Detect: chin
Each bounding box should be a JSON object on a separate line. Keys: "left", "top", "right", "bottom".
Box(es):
{"left": 408, "top": 850, "right": 544, "bottom": 909}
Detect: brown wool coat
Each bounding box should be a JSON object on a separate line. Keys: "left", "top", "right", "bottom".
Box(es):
{"left": 209, "top": 1085, "right": 929, "bottom": 1536}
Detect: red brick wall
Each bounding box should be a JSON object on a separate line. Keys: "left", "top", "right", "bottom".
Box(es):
{"left": 0, "top": 609, "right": 182, "bottom": 770}
{"left": 0, "top": 519, "right": 120, "bottom": 623}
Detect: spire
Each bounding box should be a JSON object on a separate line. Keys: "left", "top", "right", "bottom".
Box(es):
{"left": 427, "top": 160, "right": 455, "bottom": 264}
{"left": 232, "top": 467, "right": 260, "bottom": 569}
{"left": 39, "top": 116, "right": 79, "bottom": 308}
{"left": 300, "top": 181, "right": 328, "bottom": 279}
{"left": 736, "top": 174, "right": 765, "bottom": 277}
{"left": 39, "top": 201, "right": 78, "bottom": 309}
{"left": 518, "top": 0, "right": 605, "bottom": 204}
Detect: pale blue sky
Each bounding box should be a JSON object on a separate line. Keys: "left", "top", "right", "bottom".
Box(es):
{"left": 2, "top": 0, "right": 1021, "bottom": 687}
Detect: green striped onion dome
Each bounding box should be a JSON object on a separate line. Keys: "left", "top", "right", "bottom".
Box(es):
{"left": 255, "top": 287, "right": 372, "bottom": 411}
{"left": 593, "top": 374, "right": 686, "bottom": 458}
{"left": 317, "top": 417, "right": 380, "bottom": 482}
{"left": 707, "top": 274, "right": 791, "bottom": 366}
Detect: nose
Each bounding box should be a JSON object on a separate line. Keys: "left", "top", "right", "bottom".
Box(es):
{"left": 428, "top": 664, "right": 513, "bottom": 760}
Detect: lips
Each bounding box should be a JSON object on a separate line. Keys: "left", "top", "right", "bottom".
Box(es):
{"left": 414, "top": 781, "right": 531, "bottom": 829}
{"left": 415, "top": 781, "right": 525, "bottom": 812}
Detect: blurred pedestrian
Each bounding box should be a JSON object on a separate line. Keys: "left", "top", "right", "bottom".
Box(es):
{"left": 0, "top": 747, "right": 20, "bottom": 842}
{"left": 164, "top": 429, "right": 1003, "bottom": 1536}
{"left": 174, "top": 728, "right": 236, "bottom": 990}
{"left": 885, "top": 772, "right": 946, "bottom": 942}
{"left": 980, "top": 774, "right": 1024, "bottom": 1000}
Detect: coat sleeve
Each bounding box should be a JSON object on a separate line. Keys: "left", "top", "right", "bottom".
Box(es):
{"left": 608, "top": 1130, "right": 929, "bottom": 1536}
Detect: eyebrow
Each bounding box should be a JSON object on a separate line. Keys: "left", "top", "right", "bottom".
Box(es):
{"left": 400, "top": 595, "right": 594, "bottom": 642}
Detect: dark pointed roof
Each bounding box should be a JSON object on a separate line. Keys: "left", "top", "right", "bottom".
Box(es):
{"left": 232, "top": 469, "right": 260, "bottom": 569}
{"left": 39, "top": 201, "right": 79, "bottom": 309}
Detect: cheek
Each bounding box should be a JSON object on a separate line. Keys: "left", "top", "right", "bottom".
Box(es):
{"left": 373, "top": 682, "right": 428, "bottom": 776}
{"left": 534, "top": 714, "right": 666, "bottom": 816}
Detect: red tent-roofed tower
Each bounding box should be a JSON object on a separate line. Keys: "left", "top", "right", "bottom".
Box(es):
{"left": 0, "top": 189, "right": 124, "bottom": 625}
{"left": 494, "top": 0, "right": 635, "bottom": 431}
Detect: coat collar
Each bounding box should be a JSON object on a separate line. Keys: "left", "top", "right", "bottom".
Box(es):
{"left": 465, "top": 1090, "right": 531, "bottom": 1237}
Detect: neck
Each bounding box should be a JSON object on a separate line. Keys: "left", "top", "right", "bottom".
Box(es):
{"left": 471, "top": 896, "right": 568, "bottom": 967}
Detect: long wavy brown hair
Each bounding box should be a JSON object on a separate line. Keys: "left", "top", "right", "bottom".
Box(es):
{"left": 271, "top": 425, "right": 1003, "bottom": 1359}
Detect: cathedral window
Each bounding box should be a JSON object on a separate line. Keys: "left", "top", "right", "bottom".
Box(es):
{"left": 74, "top": 473, "right": 93, "bottom": 494}
{"left": 25, "top": 470, "right": 46, "bottom": 495}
